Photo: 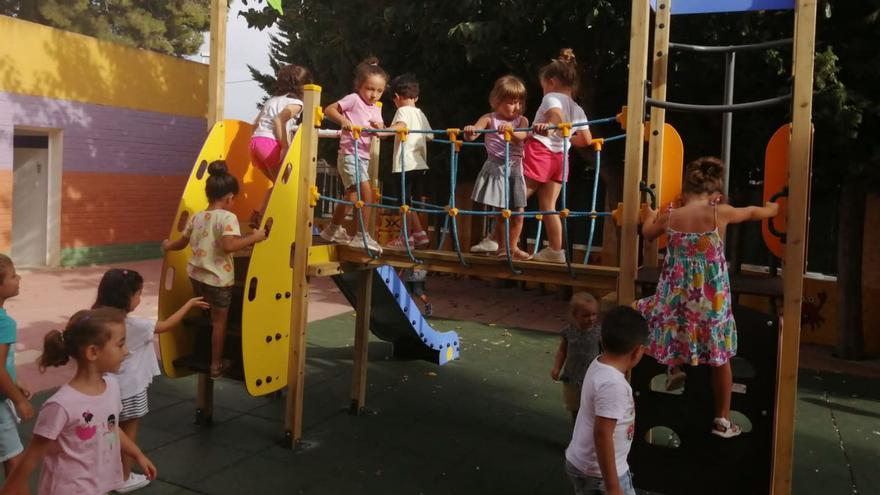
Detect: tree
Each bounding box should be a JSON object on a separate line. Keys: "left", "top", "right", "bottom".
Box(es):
{"left": 0, "top": 0, "right": 210, "bottom": 56}
{"left": 244, "top": 1, "right": 878, "bottom": 356}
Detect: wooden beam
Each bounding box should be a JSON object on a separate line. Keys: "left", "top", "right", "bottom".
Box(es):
{"left": 643, "top": 0, "right": 672, "bottom": 267}
{"left": 350, "top": 269, "right": 374, "bottom": 413}
{"left": 333, "top": 246, "right": 620, "bottom": 294}
{"left": 207, "top": 0, "right": 227, "bottom": 129}
{"left": 284, "top": 84, "right": 322, "bottom": 446}
{"left": 772, "top": 2, "right": 817, "bottom": 494}
{"left": 619, "top": 0, "right": 652, "bottom": 304}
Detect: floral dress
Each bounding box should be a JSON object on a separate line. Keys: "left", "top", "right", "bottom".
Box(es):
{"left": 636, "top": 210, "right": 736, "bottom": 367}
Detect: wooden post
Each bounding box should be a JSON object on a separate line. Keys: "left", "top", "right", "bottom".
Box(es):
{"left": 643, "top": 0, "right": 672, "bottom": 268}
{"left": 207, "top": 0, "right": 227, "bottom": 129}
{"left": 772, "top": 1, "right": 817, "bottom": 493}
{"left": 195, "top": 374, "right": 214, "bottom": 425}
{"left": 350, "top": 269, "right": 374, "bottom": 413}
{"left": 284, "top": 84, "right": 322, "bottom": 447}
{"left": 368, "top": 131, "right": 381, "bottom": 239}
{"left": 618, "top": 0, "right": 652, "bottom": 305}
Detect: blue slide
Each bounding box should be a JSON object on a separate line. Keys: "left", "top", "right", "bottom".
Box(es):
{"left": 332, "top": 265, "right": 460, "bottom": 365}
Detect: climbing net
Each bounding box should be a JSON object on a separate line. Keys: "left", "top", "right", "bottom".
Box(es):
{"left": 314, "top": 116, "right": 627, "bottom": 277}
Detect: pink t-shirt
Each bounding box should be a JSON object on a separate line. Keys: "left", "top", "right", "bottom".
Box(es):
{"left": 33, "top": 376, "right": 124, "bottom": 495}
{"left": 337, "top": 92, "right": 383, "bottom": 159}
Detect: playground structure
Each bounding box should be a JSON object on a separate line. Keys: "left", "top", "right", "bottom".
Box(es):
{"left": 156, "top": 1, "right": 817, "bottom": 494}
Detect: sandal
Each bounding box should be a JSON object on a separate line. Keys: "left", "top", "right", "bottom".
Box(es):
{"left": 711, "top": 417, "right": 742, "bottom": 438}
{"left": 209, "top": 358, "right": 232, "bottom": 380}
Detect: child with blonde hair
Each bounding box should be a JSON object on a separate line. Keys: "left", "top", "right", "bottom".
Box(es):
{"left": 523, "top": 48, "right": 594, "bottom": 263}
{"left": 464, "top": 75, "right": 532, "bottom": 260}
{"left": 552, "top": 292, "right": 601, "bottom": 422}
{"left": 638, "top": 156, "right": 779, "bottom": 438}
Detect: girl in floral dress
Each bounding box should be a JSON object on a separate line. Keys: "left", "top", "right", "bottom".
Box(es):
{"left": 637, "top": 157, "right": 779, "bottom": 438}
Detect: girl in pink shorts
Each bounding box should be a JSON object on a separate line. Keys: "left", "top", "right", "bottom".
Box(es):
{"left": 248, "top": 64, "right": 313, "bottom": 226}
{"left": 523, "top": 48, "right": 594, "bottom": 263}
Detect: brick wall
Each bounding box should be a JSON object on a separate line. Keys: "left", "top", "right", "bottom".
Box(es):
{"left": 61, "top": 172, "right": 187, "bottom": 248}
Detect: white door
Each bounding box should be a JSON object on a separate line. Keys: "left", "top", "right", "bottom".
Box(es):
{"left": 12, "top": 147, "right": 49, "bottom": 266}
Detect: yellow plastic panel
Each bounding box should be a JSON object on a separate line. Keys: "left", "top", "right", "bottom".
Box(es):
{"left": 241, "top": 131, "right": 303, "bottom": 396}
{"left": 658, "top": 123, "right": 684, "bottom": 249}
{"left": 158, "top": 120, "right": 269, "bottom": 378}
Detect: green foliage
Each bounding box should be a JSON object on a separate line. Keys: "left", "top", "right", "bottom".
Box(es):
{"left": 242, "top": 0, "right": 878, "bottom": 273}
{"left": 0, "top": 0, "right": 209, "bottom": 56}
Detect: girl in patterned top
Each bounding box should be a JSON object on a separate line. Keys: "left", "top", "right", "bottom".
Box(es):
{"left": 637, "top": 157, "right": 779, "bottom": 438}
{"left": 162, "top": 162, "right": 266, "bottom": 379}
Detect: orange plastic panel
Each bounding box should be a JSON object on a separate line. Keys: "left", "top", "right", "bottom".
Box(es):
{"left": 762, "top": 124, "right": 790, "bottom": 259}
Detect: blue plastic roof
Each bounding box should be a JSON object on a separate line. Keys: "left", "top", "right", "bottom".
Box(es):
{"left": 650, "top": 0, "right": 794, "bottom": 15}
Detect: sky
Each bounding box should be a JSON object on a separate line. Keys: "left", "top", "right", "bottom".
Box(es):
{"left": 191, "top": 4, "right": 277, "bottom": 122}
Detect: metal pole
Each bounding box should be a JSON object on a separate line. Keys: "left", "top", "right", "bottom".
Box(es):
{"left": 721, "top": 52, "right": 736, "bottom": 195}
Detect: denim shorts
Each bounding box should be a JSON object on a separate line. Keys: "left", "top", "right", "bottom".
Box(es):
{"left": 337, "top": 153, "right": 370, "bottom": 189}
{"left": 565, "top": 459, "right": 636, "bottom": 495}
{"left": 0, "top": 401, "right": 23, "bottom": 462}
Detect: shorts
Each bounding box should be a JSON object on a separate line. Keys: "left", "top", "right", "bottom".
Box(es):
{"left": 0, "top": 401, "right": 23, "bottom": 462}
{"left": 250, "top": 136, "right": 283, "bottom": 179}
{"left": 523, "top": 138, "right": 567, "bottom": 184}
{"left": 385, "top": 170, "right": 427, "bottom": 205}
{"left": 405, "top": 280, "right": 426, "bottom": 298}
{"left": 562, "top": 381, "right": 582, "bottom": 412}
{"left": 565, "top": 460, "right": 636, "bottom": 495}
{"left": 120, "top": 389, "right": 149, "bottom": 422}
{"left": 190, "top": 278, "right": 233, "bottom": 309}
{"left": 337, "top": 153, "right": 371, "bottom": 189}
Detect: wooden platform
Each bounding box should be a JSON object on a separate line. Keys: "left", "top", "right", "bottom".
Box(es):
{"left": 310, "top": 242, "right": 621, "bottom": 294}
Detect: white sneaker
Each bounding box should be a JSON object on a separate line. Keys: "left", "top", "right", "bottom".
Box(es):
{"left": 116, "top": 473, "right": 150, "bottom": 493}
{"left": 348, "top": 233, "right": 383, "bottom": 254}
{"left": 533, "top": 247, "right": 566, "bottom": 263}
{"left": 320, "top": 224, "right": 351, "bottom": 243}
{"left": 470, "top": 237, "right": 499, "bottom": 253}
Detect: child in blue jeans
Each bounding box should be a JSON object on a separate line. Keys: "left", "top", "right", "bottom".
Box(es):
{"left": 0, "top": 254, "right": 33, "bottom": 478}
{"left": 565, "top": 306, "right": 647, "bottom": 495}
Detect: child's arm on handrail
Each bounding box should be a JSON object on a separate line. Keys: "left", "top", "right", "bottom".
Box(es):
{"left": 463, "top": 114, "right": 492, "bottom": 141}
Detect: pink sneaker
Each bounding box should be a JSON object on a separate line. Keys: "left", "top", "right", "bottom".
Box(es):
{"left": 386, "top": 236, "right": 414, "bottom": 249}
{"left": 412, "top": 230, "right": 430, "bottom": 248}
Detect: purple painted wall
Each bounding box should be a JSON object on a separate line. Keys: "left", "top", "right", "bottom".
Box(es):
{"left": 0, "top": 91, "right": 206, "bottom": 175}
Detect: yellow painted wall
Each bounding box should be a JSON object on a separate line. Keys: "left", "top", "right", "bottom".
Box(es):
{"left": 0, "top": 15, "right": 207, "bottom": 118}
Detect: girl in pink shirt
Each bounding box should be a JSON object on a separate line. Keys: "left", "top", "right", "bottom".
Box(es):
{"left": 320, "top": 57, "right": 387, "bottom": 254}
{"left": 0, "top": 308, "right": 157, "bottom": 495}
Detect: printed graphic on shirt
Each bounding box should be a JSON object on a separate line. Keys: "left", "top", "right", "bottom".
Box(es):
{"left": 75, "top": 410, "right": 97, "bottom": 441}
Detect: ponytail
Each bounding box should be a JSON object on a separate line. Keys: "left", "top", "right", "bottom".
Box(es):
{"left": 38, "top": 308, "right": 125, "bottom": 371}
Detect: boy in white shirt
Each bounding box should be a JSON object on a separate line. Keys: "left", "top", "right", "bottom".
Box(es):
{"left": 565, "top": 306, "right": 648, "bottom": 495}
{"left": 386, "top": 73, "right": 433, "bottom": 249}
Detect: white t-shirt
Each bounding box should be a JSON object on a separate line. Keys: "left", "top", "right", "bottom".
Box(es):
{"left": 532, "top": 92, "right": 589, "bottom": 153}
{"left": 113, "top": 316, "right": 161, "bottom": 399}
{"left": 253, "top": 95, "right": 304, "bottom": 140}
{"left": 565, "top": 359, "right": 636, "bottom": 478}
{"left": 391, "top": 106, "right": 433, "bottom": 172}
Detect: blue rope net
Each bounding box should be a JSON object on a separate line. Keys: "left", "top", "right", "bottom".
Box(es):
{"left": 316, "top": 120, "right": 626, "bottom": 276}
